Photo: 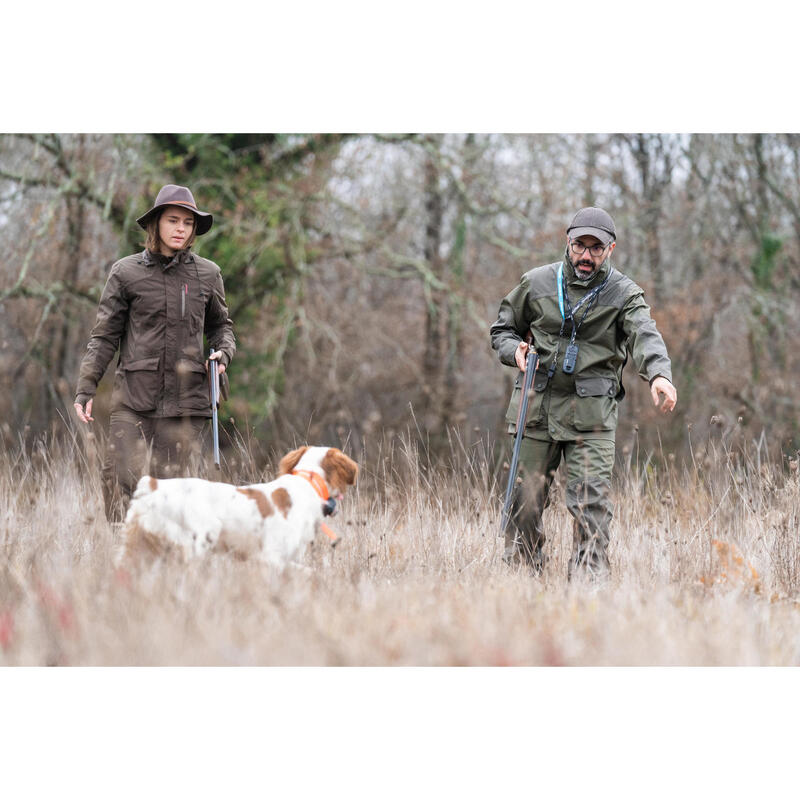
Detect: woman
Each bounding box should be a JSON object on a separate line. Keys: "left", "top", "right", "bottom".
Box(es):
{"left": 74, "top": 184, "right": 236, "bottom": 522}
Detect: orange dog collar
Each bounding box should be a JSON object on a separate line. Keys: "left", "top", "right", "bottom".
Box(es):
{"left": 291, "top": 469, "right": 330, "bottom": 500}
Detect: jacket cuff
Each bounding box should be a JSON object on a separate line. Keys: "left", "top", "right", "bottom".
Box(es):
{"left": 499, "top": 340, "right": 521, "bottom": 368}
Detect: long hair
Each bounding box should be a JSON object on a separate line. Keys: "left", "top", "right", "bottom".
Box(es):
{"left": 143, "top": 209, "right": 197, "bottom": 254}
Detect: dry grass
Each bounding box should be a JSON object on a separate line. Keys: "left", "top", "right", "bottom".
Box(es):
{"left": 1, "top": 429, "right": 800, "bottom": 666}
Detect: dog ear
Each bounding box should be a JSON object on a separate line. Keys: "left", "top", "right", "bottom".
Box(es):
{"left": 278, "top": 446, "right": 310, "bottom": 475}
{"left": 321, "top": 449, "right": 359, "bottom": 492}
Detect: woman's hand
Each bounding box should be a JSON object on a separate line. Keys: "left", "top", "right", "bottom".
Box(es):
{"left": 207, "top": 351, "right": 226, "bottom": 375}
{"left": 74, "top": 398, "right": 94, "bottom": 423}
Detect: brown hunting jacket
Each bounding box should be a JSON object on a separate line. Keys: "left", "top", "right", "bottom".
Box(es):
{"left": 75, "top": 249, "right": 235, "bottom": 418}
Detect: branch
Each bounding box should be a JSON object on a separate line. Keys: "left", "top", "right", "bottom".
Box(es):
{"left": 20, "top": 133, "right": 72, "bottom": 178}
{"left": 262, "top": 134, "right": 356, "bottom": 181}
{"left": 0, "top": 199, "right": 58, "bottom": 304}
{"left": 418, "top": 136, "right": 515, "bottom": 219}
{"left": 0, "top": 158, "right": 129, "bottom": 229}
{"left": 371, "top": 134, "right": 421, "bottom": 146}
{"left": 759, "top": 170, "right": 800, "bottom": 231}
{"left": 380, "top": 245, "right": 447, "bottom": 290}
{"left": 485, "top": 235, "right": 532, "bottom": 260}
{"left": 0, "top": 168, "right": 63, "bottom": 192}
{"left": 12, "top": 292, "right": 58, "bottom": 381}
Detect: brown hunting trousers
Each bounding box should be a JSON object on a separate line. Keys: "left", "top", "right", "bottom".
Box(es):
{"left": 102, "top": 405, "right": 207, "bottom": 522}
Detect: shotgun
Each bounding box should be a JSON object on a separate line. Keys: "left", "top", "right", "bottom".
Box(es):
{"left": 209, "top": 347, "right": 221, "bottom": 470}
{"left": 500, "top": 343, "right": 539, "bottom": 535}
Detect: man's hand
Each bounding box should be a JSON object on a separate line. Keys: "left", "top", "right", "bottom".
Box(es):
{"left": 207, "top": 350, "right": 226, "bottom": 375}
{"left": 651, "top": 377, "right": 677, "bottom": 413}
{"left": 74, "top": 398, "right": 94, "bottom": 424}
{"left": 514, "top": 341, "right": 531, "bottom": 372}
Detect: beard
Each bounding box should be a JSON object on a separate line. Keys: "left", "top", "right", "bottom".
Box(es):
{"left": 565, "top": 246, "right": 608, "bottom": 282}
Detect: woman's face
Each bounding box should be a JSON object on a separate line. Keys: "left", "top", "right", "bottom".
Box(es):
{"left": 158, "top": 205, "right": 196, "bottom": 255}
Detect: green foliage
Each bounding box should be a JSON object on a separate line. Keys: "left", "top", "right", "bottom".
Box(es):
{"left": 751, "top": 232, "right": 782, "bottom": 290}
{"left": 144, "top": 133, "right": 342, "bottom": 432}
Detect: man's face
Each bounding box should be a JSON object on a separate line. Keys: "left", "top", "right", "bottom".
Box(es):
{"left": 567, "top": 235, "right": 615, "bottom": 279}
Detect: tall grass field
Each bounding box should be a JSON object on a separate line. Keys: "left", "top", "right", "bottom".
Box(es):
{"left": 2, "top": 428, "right": 799, "bottom": 666}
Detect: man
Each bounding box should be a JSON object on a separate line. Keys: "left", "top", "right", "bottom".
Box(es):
{"left": 74, "top": 184, "right": 235, "bottom": 522}
{"left": 490, "top": 207, "right": 676, "bottom": 579}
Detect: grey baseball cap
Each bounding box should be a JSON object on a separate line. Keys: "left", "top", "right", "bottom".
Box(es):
{"left": 566, "top": 207, "right": 616, "bottom": 246}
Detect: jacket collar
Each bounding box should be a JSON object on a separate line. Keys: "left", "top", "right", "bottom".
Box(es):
{"left": 140, "top": 249, "right": 195, "bottom": 269}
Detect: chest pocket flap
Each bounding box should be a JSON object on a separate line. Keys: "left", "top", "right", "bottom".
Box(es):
{"left": 575, "top": 376, "right": 615, "bottom": 397}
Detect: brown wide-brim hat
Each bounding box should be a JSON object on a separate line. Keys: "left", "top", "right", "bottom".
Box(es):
{"left": 136, "top": 184, "right": 213, "bottom": 235}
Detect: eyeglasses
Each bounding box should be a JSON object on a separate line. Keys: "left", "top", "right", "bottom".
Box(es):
{"left": 570, "top": 241, "right": 608, "bottom": 258}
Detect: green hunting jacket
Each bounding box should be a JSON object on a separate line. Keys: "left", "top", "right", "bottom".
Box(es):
{"left": 75, "top": 249, "right": 235, "bottom": 418}
{"left": 490, "top": 259, "right": 672, "bottom": 441}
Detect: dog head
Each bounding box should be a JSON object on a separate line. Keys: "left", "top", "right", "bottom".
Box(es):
{"left": 278, "top": 445, "right": 359, "bottom": 500}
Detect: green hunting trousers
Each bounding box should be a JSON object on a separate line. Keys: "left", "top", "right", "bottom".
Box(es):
{"left": 505, "top": 436, "right": 615, "bottom": 577}
{"left": 102, "top": 406, "right": 207, "bottom": 523}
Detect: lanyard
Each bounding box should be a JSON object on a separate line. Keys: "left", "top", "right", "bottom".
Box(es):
{"left": 549, "top": 262, "right": 613, "bottom": 378}
{"left": 557, "top": 262, "right": 613, "bottom": 339}
{"left": 557, "top": 262, "right": 566, "bottom": 321}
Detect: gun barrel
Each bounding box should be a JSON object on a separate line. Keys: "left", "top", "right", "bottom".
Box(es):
{"left": 209, "top": 347, "right": 220, "bottom": 469}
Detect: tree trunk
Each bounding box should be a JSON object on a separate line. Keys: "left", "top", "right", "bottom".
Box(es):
{"left": 421, "top": 142, "right": 445, "bottom": 431}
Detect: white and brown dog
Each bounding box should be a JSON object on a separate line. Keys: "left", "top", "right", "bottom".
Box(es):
{"left": 119, "top": 446, "right": 358, "bottom": 569}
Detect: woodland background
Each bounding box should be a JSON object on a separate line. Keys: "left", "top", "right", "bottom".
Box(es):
{"left": 2, "top": 132, "right": 800, "bottom": 465}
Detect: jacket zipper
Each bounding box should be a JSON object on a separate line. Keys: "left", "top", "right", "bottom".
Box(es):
{"left": 181, "top": 284, "right": 187, "bottom": 319}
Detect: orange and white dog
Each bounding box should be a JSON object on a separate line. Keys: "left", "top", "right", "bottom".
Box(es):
{"left": 120, "top": 446, "right": 358, "bottom": 569}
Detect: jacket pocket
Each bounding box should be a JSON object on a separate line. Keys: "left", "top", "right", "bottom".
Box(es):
{"left": 121, "top": 356, "right": 160, "bottom": 412}
{"left": 505, "top": 370, "right": 549, "bottom": 429}
{"left": 176, "top": 359, "right": 211, "bottom": 411}
{"left": 573, "top": 375, "right": 617, "bottom": 432}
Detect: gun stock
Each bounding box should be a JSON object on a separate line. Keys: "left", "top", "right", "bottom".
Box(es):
{"left": 500, "top": 347, "right": 539, "bottom": 535}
